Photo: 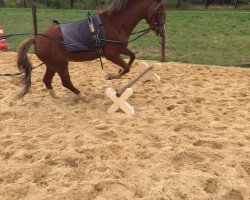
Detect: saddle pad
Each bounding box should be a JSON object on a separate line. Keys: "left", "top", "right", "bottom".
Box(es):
{"left": 60, "top": 14, "right": 106, "bottom": 52}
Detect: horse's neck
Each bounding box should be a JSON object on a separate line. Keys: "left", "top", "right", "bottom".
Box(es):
{"left": 101, "top": 4, "right": 146, "bottom": 37}
{"left": 117, "top": 6, "right": 146, "bottom": 34}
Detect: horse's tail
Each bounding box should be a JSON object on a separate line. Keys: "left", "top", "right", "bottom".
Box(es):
{"left": 16, "top": 37, "right": 35, "bottom": 98}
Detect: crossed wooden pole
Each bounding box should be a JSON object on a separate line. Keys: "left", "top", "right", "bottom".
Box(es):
{"left": 105, "top": 62, "right": 161, "bottom": 115}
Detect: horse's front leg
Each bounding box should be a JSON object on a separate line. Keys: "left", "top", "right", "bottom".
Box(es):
{"left": 124, "top": 48, "right": 135, "bottom": 67}
{"left": 117, "top": 48, "right": 136, "bottom": 73}
{"left": 106, "top": 55, "right": 130, "bottom": 80}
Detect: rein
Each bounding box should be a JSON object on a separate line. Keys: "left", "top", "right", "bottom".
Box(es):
{"left": 0, "top": 62, "right": 44, "bottom": 77}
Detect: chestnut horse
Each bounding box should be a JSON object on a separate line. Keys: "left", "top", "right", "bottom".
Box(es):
{"left": 17, "top": 0, "right": 165, "bottom": 99}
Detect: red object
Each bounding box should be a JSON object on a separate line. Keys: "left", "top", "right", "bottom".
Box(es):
{"left": 0, "top": 26, "right": 8, "bottom": 51}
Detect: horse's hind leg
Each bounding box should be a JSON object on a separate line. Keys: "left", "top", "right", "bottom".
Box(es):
{"left": 43, "top": 67, "right": 57, "bottom": 98}
{"left": 57, "top": 64, "right": 86, "bottom": 100}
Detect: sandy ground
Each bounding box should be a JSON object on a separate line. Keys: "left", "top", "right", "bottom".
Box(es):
{"left": 0, "top": 52, "right": 249, "bottom": 200}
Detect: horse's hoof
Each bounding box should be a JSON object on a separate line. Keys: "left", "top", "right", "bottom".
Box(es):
{"left": 78, "top": 93, "right": 88, "bottom": 102}
{"left": 118, "top": 68, "right": 123, "bottom": 73}
{"left": 48, "top": 89, "right": 59, "bottom": 99}
{"left": 13, "top": 94, "right": 23, "bottom": 101}
{"left": 106, "top": 73, "right": 113, "bottom": 80}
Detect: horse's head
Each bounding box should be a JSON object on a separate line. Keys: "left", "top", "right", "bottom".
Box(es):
{"left": 145, "top": 0, "right": 165, "bottom": 37}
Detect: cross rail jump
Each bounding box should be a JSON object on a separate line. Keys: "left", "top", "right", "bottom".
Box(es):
{"left": 105, "top": 62, "right": 161, "bottom": 115}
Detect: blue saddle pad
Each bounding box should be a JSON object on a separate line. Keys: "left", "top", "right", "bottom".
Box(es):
{"left": 60, "top": 14, "right": 106, "bottom": 52}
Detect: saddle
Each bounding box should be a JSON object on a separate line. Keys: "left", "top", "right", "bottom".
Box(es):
{"left": 59, "top": 14, "right": 106, "bottom": 53}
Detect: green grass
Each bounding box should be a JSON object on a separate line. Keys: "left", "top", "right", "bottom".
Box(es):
{"left": 167, "top": 11, "right": 250, "bottom": 66}
{"left": 0, "top": 8, "right": 250, "bottom": 66}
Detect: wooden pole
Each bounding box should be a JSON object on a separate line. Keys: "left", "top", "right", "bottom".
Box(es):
{"left": 32, "top": 6, "right": 38, "bottom": 37}
{"left": 116, "top": 66, "right": 153, "bottom": 97}
{"left": 161, "top": 32, "right": 166, "bottom": 62}
{"left": 161, "top": 7, "right": 166, "bottom": 62}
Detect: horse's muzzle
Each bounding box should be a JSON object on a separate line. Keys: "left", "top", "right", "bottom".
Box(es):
{"left": 155, "top": 26, "right": 165, "bottom": 37}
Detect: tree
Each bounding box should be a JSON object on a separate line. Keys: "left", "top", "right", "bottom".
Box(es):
{"left": 0, "top": 0, "right": 5, "bottom": 7}
{"left": 70, "top": 0, "right": 74, "bottom": 8}
{"left": 176, "top": 0, "right": 181, "bottom": 8}
{"left": 23, "top": 0, "right": 27, "bottom": 8}
{"left": 46, "top": 0, "right": 50, "bottom": 7}
{"left": 235, "top": 0, "right": 239, "bottom": 8}
{"left": 204, "top": 0, "right": 208, "bottom": 8}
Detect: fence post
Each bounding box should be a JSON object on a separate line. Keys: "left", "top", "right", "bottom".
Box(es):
{"left": 32, "top": 6, "right": 38, "bottom": 37}
{"left": 161, "top": 32, "right": 166, "bottom": 62}
{"left": 161, "top": 7, "right": 166, "bottom": 62}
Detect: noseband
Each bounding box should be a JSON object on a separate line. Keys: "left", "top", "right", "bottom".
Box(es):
{"left": 148, "top": 2, "right": 165, "bottom": 33}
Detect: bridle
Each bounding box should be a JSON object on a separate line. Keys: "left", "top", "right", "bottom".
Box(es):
{"left": 147, "top": 1, "right": 165, "bottom": 35}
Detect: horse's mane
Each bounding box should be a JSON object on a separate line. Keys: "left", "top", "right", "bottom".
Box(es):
{"left": 107, "top": 0, "right": 130, "bottom": 17}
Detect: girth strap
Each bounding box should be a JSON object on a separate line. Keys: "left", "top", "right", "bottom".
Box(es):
{"left": 87, "top": 12, "right": 104, "bottom": 70}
